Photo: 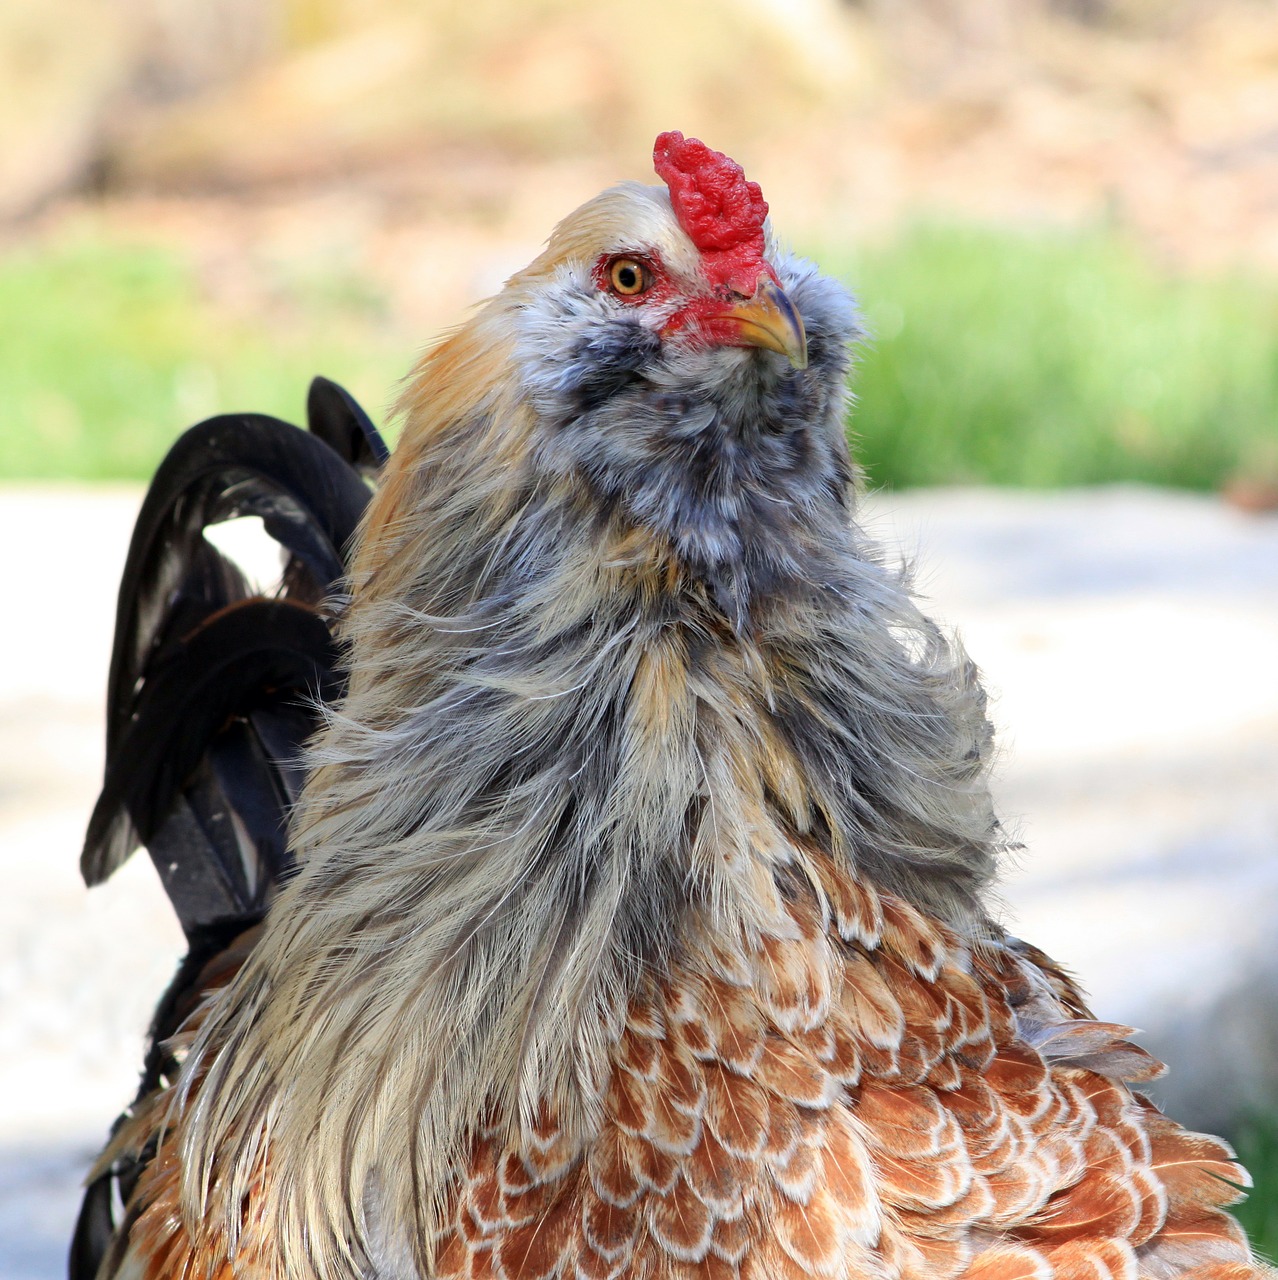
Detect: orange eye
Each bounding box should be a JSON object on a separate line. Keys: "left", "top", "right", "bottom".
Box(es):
{"left": 608, "top": 258, "right": 648, "bottom": 296}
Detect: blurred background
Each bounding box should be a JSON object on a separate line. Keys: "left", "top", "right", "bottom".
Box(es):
{"left": 5, "top": 0, "right": 1278, "bottom": 492}
{"left": 2, "top": 0, "right": 1278, "bottom": 1274}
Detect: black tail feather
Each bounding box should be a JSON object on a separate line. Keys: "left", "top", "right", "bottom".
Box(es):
{"left": 80, "top": 385, "right": 384, "bottom": 933}
{"left": 84, "top": 597, "right": 342, "bottom": 929}
{"left": 307, "top": 374, "right": 391, "bottom": 474}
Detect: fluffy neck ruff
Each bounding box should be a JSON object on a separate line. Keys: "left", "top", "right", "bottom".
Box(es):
{"left": 178, "top": 273, "right": 1003, "bottom": 1280}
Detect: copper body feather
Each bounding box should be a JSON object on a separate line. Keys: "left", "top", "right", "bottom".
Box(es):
{"left": 95, "top": 874, "right": 1260, "bottom": 1280}
{"left": 77, "top": 135, "right": 1272, "bottom": 1280}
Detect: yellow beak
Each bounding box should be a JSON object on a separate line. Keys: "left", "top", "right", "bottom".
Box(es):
{"left": 713, "top": 277, "right": 808, "bottom": 370}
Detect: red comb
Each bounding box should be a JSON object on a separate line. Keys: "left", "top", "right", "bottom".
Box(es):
{"left": 653, "top": 131, "right": 771, "bottom": 295}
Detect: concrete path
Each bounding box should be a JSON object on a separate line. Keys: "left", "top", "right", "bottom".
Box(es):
{"left": 2, "top": 483, "right": 1276, "bottom": 1279}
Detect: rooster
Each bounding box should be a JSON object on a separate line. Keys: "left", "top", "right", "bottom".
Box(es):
{"left": 73, "top": 132, "right": 1268, "bottom": 1280}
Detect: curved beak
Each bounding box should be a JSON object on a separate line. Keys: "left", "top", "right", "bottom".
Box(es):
{"left": 714, "top": 276, "right": 808, "bottom": 370}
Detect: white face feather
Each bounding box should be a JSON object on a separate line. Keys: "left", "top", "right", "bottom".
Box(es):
{"left": 506, "top": 181, "right": 780, "bottom": 334}
{"left": 529, "top": 182, "right": 709, "bottom": 289}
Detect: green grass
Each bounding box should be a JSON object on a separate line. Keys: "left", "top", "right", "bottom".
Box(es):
{"left": 3, "top": 220, "right": 1278, "bottom": 485}
{"left": 0, "top": 237, "right": 409, "bottom": 480}
{"left": 829, "top": 222, "right": 1278, "bottom": 489}
{"left": 1234, "top": 1112, "right": 1278, "bottom": 1263}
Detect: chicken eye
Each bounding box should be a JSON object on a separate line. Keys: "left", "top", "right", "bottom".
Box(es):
{"left": 608, "top": 258, "right": 648, "bottom": 297}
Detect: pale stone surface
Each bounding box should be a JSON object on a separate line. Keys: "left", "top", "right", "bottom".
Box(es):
{"left": 2, "top": 482, "right": 1276, "bottom": 1278}
{"left": 861, "top": 487, "right": 1278, "bottom": 1133}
